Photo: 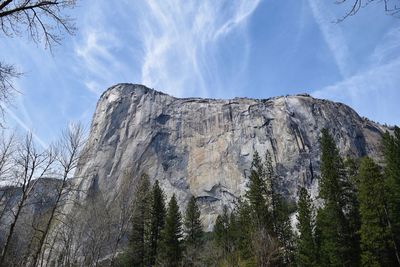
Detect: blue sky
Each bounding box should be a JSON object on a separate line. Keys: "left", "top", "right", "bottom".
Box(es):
{"left": 1, "top": 0, "right": 400, "bottom": 146}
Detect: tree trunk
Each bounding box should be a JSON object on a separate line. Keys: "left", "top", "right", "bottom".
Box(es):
{"left": 0, "top": 194, "right": 26, "bottom": 266}
{"left": 30, "top": 183, "right": 64, "bottom": 267}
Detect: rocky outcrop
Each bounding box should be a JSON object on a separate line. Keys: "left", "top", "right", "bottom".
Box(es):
{"left": 74, "top": 83, "right": 386, "bottom": 230}
{"left": 0, "top": 178, "right": 62, "bottom": 254}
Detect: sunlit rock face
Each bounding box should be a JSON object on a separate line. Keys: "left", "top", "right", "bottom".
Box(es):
{"left": 75, "top": 83, "right": 386, "bottom": 230}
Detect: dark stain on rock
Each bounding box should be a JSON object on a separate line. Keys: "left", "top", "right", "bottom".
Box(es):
{"left": 155, "top": 114, "right": 170, "bottom": 125}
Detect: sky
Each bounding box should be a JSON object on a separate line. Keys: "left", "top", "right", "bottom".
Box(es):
{"left": 1, "top": 0, "right": 400, "bottom": 146}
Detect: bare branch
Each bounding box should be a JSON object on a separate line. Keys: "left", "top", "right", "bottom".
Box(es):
{"left": 0, "top": 0, "right": 76, "bottom": 126}
{"left": 0, "top": 61, "right": 21, "bottom": 126}
{"left": 336, "top": 0, "right": 400, "bottom": 22}
{"left": 0, "top": 0, "right": 76, "bottom": 48}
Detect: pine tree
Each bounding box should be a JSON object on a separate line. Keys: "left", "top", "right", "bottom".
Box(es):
{"left": 157, "top": 194, "right": 183, "bottom": 267}
{"left": 382, "top": 127, "right": 400, "bottom": 264}
{"left": 149, "top": 180, "right": 166, "bottom": 265}
{"left": 266, "top": 152, "right": 295, "bottom": 265}
{"left": 128, "top": 174, "right": 152, "bottom": 267}
{"left": 244, "top": 151, "right": 294, "bottom": 266}
{"left": 184, "top": 196, "right": 203, "bottom": 246}
{"left": 296, "top": 187, "right": 317, "bottom": 267}
{"left": 358, "top": 157, "right": 394, "bottom": 266}
{"left": 182, "top": 196, "right": 203, "bottom": 266}
{"left": 316, "top": 129, "right": 359, "bottom": 266}
{"left": 245, "top": 151, "right": 271, "bottom": 228}
{"left": 213, "top": 206, "right": 231, "bottom": 258}
{"left": 344, "top": 157, "right": 362, "bottom": 264}
{"left": 234, "top": 200, "right": 254, "bottom": 262}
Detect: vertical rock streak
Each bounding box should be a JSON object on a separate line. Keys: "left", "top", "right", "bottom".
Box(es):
{"left": 75, "top": 84, "right": 386, "bottom": 229}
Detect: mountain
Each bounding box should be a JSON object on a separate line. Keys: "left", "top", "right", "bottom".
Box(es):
{"left": 73, "top": 83, "right": 386, "bottom": 230}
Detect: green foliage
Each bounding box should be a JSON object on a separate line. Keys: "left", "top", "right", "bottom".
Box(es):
{"left": 213, "top": 206, "right": 232, "bottom": 257}
{"left": 296, "top": 187, "right": 317, "bottom": 267}
{"left": 242, "top": 151, "right": 295, "bottom": 266}
{"left": 343, "top": 158, "right": 362, "bottom": 265}
{"left": 128, "top": 173, "right": 152, "bottom": 267}
{"left": 183, "top": 196, "right": 204, "bottom": 266}
{"left": 207, "top": 151, "right": 296, "bottom": 266}
{"left": 358, "top": 157, "right": 394, "bottom": 266}
{"left": 318, "top": 129, "right": 347, "bottom": 203}
{"left": 234, "top": 201, "right": 253, "bottom": 260}
{"left": 184, "top": 196, "right": 203, "bottom": 246}
{"left": 316, "top": 129, "right": 359, "bottom": 266}
{"left": 315, "top": 203, "right": 347, "bottom": 266}
{"left": 157, "top": 194, "right": 183, "bottom": 267}
{"left": 245, "top": 151, "right": 271, "bottom": 228}
{"left": 265, "top": 152, "right": 295, "bottom": 265}
{"left": 272, "top": 194, "right": 295, "bottom": 265}
{"left": 119, "top": 129, "right": 400, "bottom": 266}
{"left": 212, "top": 205, "right": 257, "bottom": 267}
{"left": 114, "top": 252, "right": 132, "bottom": 267}
{"left": 382, "top": 127, "right": 400, "bottom": 257}
{"left": 149, "top": 180, "right": 166, "bottom": 265}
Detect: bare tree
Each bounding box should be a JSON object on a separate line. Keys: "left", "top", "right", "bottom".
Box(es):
{"left": 0, "top": 63, "right": 20, "bottom": 125}
{"left": 251, "top": 227, "right": 280, "bottom": 267}
{"left": 0, "top": 0, "right": 76, "bottom": 47}
{"left": 0, "top": 131, "right": 15, "bottom": 180}
{"left": 336, "top": 0, "right": 400, "bottom": 21}
{"left": 0, "top": 132, "right": 16, "bottom": 225}
{"left": 29, "top": 122, "right": 85, "bottom": 267}
{"left": 51, "top": 194, "right": 113, "bottom": 267}
{"left": 0, "top": 133, "right": 56, "bottom": 266}
{"left": 0, "top": 0, "right": 76, "bottom": 124}
{"left": 46, "top": 200, "right": 88, "bottom": 267}
{"left": 82, "top": 195, "right": 114, "bottom": 267}
{"left": 108, "top": 170, "right": 136, "bottom": 267}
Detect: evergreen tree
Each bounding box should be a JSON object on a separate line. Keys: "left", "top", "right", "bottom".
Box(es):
{"left": 344, "top": 157, "right": 362, "bottom": 264}
{"left": 245, "top": 151, "right": 271, "bottom": 228}
{"left": 316, "top": 129, "right": 359, "bottom": 266}
{"left": 318, "top": 130, "right": 347, "bottom": 203}
{"left": 273, "top": 196, "right": 295, "bottom": 265}
{"left": 157, "top": 194, "right": 183, "bottom": 267}
{"left": 382, "top": 127, "right": 400, "bottom": 264}
{"left": 213, "top": 206, "right": 231, "bottom": 258}
{"left": 234, "top": 200, "right": 254, "bottom": 262}
{"left": 149, "top": 180, "right": 166, "bottom": 265}
{"left": 182, "top": 196, "right": 203, "bottom": 266}
{"left": 129, "top": 174, "right": 152, "bottom": 267}
{"left": 358, "top": 157, "right": 395, "bottom": 266}
{"left": 184, "top": 196, "right": 203, "bottom": 246}
{"left": 266, "top": 152, "right": 295, "bottom": 265}
{"left": 244, "top": 151, "right": 276, "bottom": 266}
{"left": 244, "top": 151, "right": 295, "bottom": 266}
{"left": 296, "top": 187, "right": 317, "bottom": 267}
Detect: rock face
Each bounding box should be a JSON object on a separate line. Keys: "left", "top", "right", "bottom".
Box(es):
{"left": 0, "top": 179, "right": 62, "bottom": 250}
{"left": 75, "top": 83, "right": 386, "bottom": 230}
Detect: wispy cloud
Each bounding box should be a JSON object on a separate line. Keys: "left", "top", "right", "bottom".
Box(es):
{"left": 73, "top": 1, "right": 134, "bottom": 96}
{"left": 75, "top": 29, "right": 129, "bottom": 95}
{"left": 1, "top": 103, "right": 48, "bottom": 149}
{"left": 74, "top": 0, "right": 261, "bottom": 98}
{"left": 139, "top": 0, "right": 261, "bottom": 97}
{"left": 312, "top": 26, "right": 400, "bottom": 126}
{"left": 370, "top": 26, "right": 400, "bottom": 66}
{"left": 307, "top": 0, "right": 351, "bottom": 77}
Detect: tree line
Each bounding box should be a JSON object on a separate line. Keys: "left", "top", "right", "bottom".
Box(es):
{"left": 115, "top": 177, "right": 204, "bottom": 267}
{"left": 0, "top": 123, "right": 87, "bottom": 267}
{"left": 119, "top": 127, "right": 400, "bottom": 267}
{"left": 295, "top": 128, "right": 400, "bottom": 267}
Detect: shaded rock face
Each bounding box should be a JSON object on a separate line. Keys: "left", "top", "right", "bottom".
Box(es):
{"left": 0, "top": 179, "right": 62, "bottom": 257}
{"left": 75, "top": 83, "right": 385, "bottom": 230}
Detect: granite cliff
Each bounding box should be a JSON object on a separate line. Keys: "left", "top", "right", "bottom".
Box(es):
{"left": 73, "top": 83, "right": 386, "bottom": 230}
